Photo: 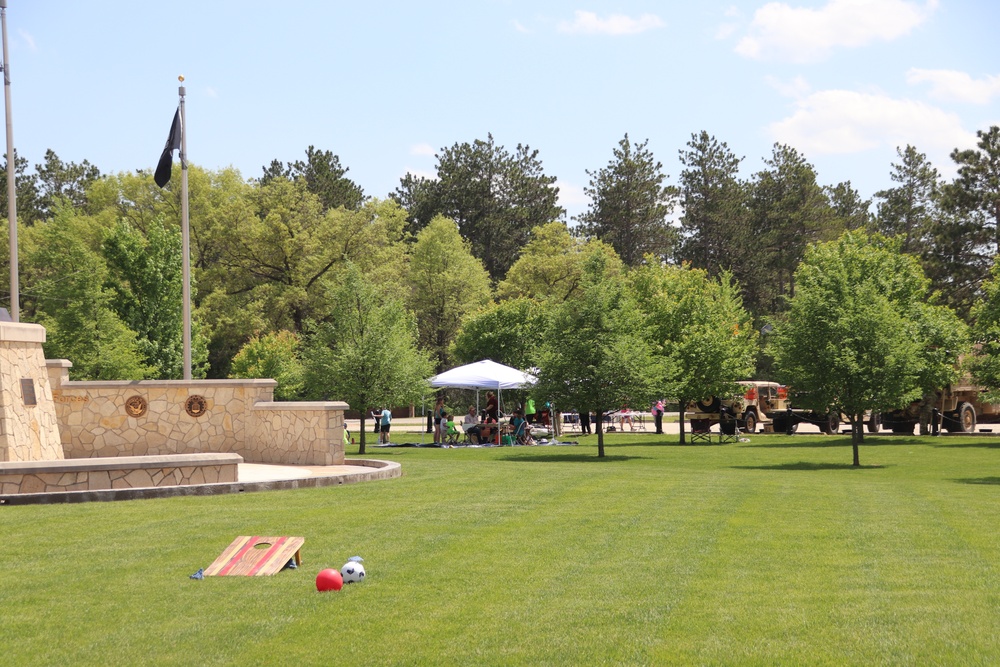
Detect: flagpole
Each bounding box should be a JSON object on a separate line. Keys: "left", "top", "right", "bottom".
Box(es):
{"left": 178, "top": 80, "right": 191, "bottom": 380}
{"left": 0, "top": 0, "right": 17, "bottom": 322}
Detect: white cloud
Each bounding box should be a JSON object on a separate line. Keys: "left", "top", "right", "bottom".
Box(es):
{"left": 18, "top": 29, "right": 36, "bottom": 51}
{"left": 765, "top": 74, "right": 811, "bottom": 98}
{"left": 512, "top": 20, "right": 530, "bottom": 34}
{"left": 557, "top": 11, "right": 665, "bottom": 36}
{"left": 906, "top": 68, "right": 1000, "bottom": 105}
{"left": 715, "top": 23, "right": 739, "bottom": 40}
{"left": 735, "top": 0, "right": 938, "bottom": 63}
{"left": 555, "top": 180, "right": 589, "bottom": 209}
{"left": 410, "top": 143, "right": 436, "bottom": 157}
{"left": 767, "top": 89, "right": 976, "bottom": 170}
{"left": 716, "top": 6, "right": 743, "bottom": 41}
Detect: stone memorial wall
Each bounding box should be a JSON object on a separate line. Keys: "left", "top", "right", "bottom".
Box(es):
{"left": 47, "top": 360, "right": 347, "bottom": 466}
{"left": 0, "top": 322, "right": 63, "bottom": 462}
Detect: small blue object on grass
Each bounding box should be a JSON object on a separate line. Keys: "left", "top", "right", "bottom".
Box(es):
{"left": 189, "top": 568, "right": 204, "bottom": 580}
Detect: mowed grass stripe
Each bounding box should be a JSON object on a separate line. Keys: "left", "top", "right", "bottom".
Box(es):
{"left": 3, "top": 434, "right": 1000, "bottom": 666}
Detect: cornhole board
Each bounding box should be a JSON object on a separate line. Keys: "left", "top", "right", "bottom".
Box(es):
{"left": 205, "top": 536, "right": 304, "bottom": 576}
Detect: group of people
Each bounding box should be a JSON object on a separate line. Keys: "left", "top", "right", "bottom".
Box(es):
{"left": 432, "top": 392, "right": 536, "bottom": 446}
{"left": 575, "top": 400, "right": 666, "bottom": 435}
{"left": 370, "top": 395, "right": 666, "bottom": 446}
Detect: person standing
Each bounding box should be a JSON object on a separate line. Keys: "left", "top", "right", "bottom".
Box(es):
{"left": 619, "top": 404, "right": 634, "bottom": 431}
{"left": 379, "top": 406, "right": 392, "bottom": 444}
{"left": 652, "top": 399, "right": 664, "bottom": 435}
{"left": 579, "top": 409, "right": 591, "bottom": 435}
{"left": 525, "top": 396, "right": 537, "bottom": 424}
{"left": 433, "top": 396, "right": 445, "bottom": 443}
{"left": 485, "top": 391, "right": 499, "bottom": 422}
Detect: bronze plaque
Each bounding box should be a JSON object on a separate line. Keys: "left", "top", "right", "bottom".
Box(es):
{"left": 185, "top": 395, "right": 207, "bottom": 418}
{"left": 125, "top": 395, "right": 148, "bottom": 418}
{"left": 20, "top": 378, "right": 36, "bottom": 406}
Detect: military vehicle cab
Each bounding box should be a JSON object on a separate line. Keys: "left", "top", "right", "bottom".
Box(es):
{"left": 688, "top": 381, "right": 790, "bottom": 435}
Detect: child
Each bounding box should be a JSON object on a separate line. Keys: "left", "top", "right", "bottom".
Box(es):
{"left": 445, "top": 414, "right": 460, "bottom": 446}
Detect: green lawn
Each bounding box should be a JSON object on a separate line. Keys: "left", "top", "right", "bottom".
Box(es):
{"left": 3, "top": 433, "right": 1000, "bottom": 665}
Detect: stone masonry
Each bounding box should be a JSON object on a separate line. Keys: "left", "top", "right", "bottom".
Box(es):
{"left": 0, "top": 322, "right": 63, "bottom": 462}
{"left": 47, "top": 360, "right": 348, "bottom": 466}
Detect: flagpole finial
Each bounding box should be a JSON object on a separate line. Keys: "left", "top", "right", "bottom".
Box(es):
{"left": 178, "top": 75, "right": 184, "bottom": 82}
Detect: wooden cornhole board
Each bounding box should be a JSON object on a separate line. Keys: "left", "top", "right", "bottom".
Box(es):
{"left": 205, "top": 536, "right": 304, "bottom": 576}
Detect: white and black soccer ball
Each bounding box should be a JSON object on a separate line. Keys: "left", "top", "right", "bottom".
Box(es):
{"left": 340, "top": 561, "right": 366, "bottom": 583}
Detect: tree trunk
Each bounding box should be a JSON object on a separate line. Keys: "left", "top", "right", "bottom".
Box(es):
{"left": 596, "top": 410, "right": 605, "bottom": 458}
{"left": 850, "top": 413, "right": 864, "bottom": 445}
{"left": 850, "top": 413, "right": 862, "bottom": 466}
{"left": 678, "top": 401, "right": 687, "bottom": 445}
{"left": 359, "top": 415, "right": 367, "bottom": 455}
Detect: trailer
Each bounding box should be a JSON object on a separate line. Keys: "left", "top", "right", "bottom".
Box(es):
{"left": 880, "top": 382, "right": 1000, "bottom": 434}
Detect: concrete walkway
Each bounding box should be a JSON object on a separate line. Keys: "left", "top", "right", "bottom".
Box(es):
{"left": 1, "top": 458, "right": 401, "bottom": 505}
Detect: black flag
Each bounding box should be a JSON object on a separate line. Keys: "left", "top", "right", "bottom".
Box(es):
{"left": 154, "top": 108, "right": 181, "bottom": 188}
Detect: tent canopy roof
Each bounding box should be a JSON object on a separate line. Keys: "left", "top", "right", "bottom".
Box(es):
{"left": 429, "top": 359, "right": 536, "bottom": 390}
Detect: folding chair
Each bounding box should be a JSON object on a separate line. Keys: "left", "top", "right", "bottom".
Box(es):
{"left": 690, "top": 419, "right": 712, "bottom": 444}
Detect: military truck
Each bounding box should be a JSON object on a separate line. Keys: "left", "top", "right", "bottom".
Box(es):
{"left": 879, "top": 381, "right": 1000, "bottom": 434}
{"left": 687, "top": 381, "right": 842, "bottom": 435}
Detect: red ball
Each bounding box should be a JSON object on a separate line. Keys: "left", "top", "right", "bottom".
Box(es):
{"left": 316, "top": 568, "right": 343, "bottom": 592}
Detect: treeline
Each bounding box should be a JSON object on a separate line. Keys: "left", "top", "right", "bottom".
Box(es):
{"left": 0, "top": 127, "right": 996, "bottom": 396}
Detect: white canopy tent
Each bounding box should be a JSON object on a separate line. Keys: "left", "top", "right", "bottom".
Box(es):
{"left": 429, "top": 359, "right": 537, "bottom": 392}
{"left": 427, "top": 360, "right": 537, "bottom": 443}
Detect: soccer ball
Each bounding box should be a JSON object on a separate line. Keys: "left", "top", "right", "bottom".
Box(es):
{"left": 340, "top": 561, "right": 366, "bottom": 583}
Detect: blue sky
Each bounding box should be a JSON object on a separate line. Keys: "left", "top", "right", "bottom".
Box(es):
{"left": 7, "top": 0, "right": 999, "bottom": 219}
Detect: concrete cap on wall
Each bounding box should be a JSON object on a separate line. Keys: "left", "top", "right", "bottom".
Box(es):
{"left": 0, "top": 321, "right": 46, "bottom": 343}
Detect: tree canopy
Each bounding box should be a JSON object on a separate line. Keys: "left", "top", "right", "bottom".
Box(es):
{"left": 303, "top": 264, "right": 433, "bottom": 454}
{"left": 395, "top": 134, "right": 564, "bottom": 281}
{"left": 771, "top": 232, "right": 963, "bottom": 465}
{"left": 631, "top": 261, "right": 757, "bottom": 444}
{"left": 534, "top": 251, "right": 663, "bottom": 457}
{"left": 576, "top": 134, "right": 678, "bottom": 266}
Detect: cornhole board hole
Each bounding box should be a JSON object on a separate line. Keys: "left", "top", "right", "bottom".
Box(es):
{"left": 205, "top": 536, "right": 305, "bottom": 576}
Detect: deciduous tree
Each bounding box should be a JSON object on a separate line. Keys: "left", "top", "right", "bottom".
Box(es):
{"left": 102, "top": 218, "right": 208, "bottom": 379}
{"left": 771, "top": 232, "right": 960, "bottom": 465}
{"left": 25, "top": 209, "right": 149, "bottom": 380}
{"left": 451, "top": 297, "right": 548, "bottom": 370}
{"left": 534, "top": 252, "right": 663, "bottom": 457}
{"left": 230, "top": 330, "right": 304, "bottom": 401}
{"left": 631, "top": 262, "right": 757, "bottom": 444}
{"left": 496, "top": 222, "right": 592, "bottom": 303}
{"left": 406, "top": 216, "right": 492, "bottom": 371}
{"left": 303, "top": 264, "right": 433, "bottom": 454}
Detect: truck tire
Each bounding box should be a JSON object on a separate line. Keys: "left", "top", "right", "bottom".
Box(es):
{"left": 820, "top": 412, "right": 840, "bottom": 435}
{"left": 891, "top": 421, "right": 915, "bottom": 434}
{"left": 958, "top": 402, "right": 976, "bottom": 434}
{"left": 697, "top": 396, "right": 721, "bottom": 413}
{"left": 743, "top": 412, "right": 756, "bottom": 433}
{"left": 866, "top": 413, "right": 881, "bottom": 433}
